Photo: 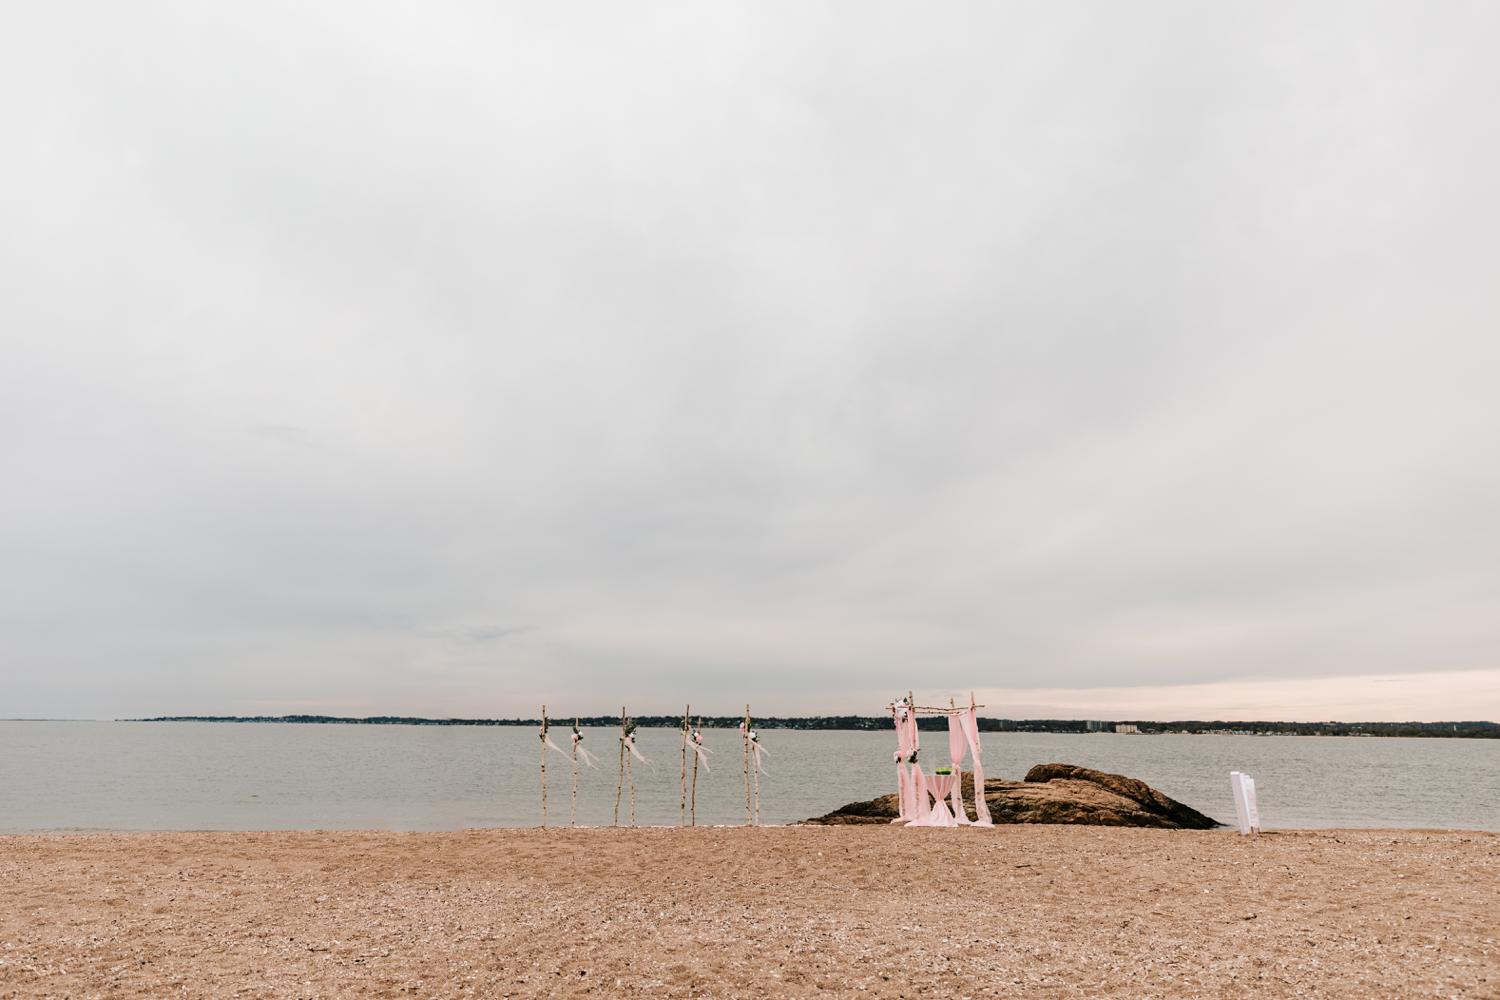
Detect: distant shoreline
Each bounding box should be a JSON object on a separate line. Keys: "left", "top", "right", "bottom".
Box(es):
{"left": 115, "top": 714, "right": 1500, "bottom": 738}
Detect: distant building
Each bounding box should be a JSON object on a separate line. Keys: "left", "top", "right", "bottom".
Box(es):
{"left": 1114, "top": 723, "right": 1140, "bottom": 734}
{"left": 1086, "top": 720, "right": 1110, "bottom": 732}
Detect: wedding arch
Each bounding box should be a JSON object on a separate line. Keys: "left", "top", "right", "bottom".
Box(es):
{"left": 890, "top": 692, "right": 993, "bottom": 827}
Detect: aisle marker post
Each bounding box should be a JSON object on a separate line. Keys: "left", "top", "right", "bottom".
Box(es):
{"left": 613, "top": 707, "right": 626, "bottom": 827}
{"left": 690, "top": 717, "right": 700, "bottom": 826}
{"left": 679, "top": 705, "right": 689, "bottom": 827}
{"left": 742, "top": 704, "right": 752, "bottom": 826}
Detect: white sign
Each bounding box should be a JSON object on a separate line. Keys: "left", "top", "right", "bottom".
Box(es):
{"left": 1243, "top": 776, "right": 1261, "bottom": 833}
{"left": 1230, "top": 771, "right": 1249, "bottom": 834}
{"left": 1229, "top": 771, "right": 1261, "bottom": 835}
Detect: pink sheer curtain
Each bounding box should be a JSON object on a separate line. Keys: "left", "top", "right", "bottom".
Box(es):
{"left": 946, "top": 714, "right": 972, "bottom": 824}
{"left": 892, "top": 708, "right": 910, "bottom": 822}
{"left": 909, "top": 762, "right": 931, "bottom": 824}
{"left": 904, "top": 708, "right": 928, "bottom": 824}
{"left": 960, "top": 707, "right": 993, "bottom": 826}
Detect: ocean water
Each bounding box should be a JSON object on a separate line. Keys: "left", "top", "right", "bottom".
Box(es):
{"left": 0, "top": 721, "right": 1495, "bottom": 832}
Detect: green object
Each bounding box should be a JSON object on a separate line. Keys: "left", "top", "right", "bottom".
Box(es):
{"left": 935, "top": 766, "right": 953, "bottom": 775}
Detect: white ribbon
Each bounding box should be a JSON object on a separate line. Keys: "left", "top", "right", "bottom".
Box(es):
{"left": 686, "top": 730, "right": 711, "bottom": 772}
{"left": 623, "top": 734, "right": 652, "bottom": 767}
{"left": 571, "top": 732, "right": 598, "bottom": 768}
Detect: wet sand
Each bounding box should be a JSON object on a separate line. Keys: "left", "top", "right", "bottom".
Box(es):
{"left": 1, "top": 826, "right": 1495, "bottom": 998}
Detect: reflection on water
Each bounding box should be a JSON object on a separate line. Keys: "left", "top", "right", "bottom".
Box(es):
{"left": 0, "top": 721, "right": 1495, "bottom": 831}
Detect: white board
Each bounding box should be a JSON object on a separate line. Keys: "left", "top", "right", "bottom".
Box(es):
{"left": 1229, "top": 771, "right": 1250, "bottom": 835}
{"left": 1243, "top": 775, "right": 1261, "bottom": 834}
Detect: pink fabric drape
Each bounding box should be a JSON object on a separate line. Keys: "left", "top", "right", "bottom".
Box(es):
{"left": 907, "top": 710, "right": 924, "bottom": 823}
{"left": 909, "top": 762, "right": 930, "bottom": 825}
{"left": 893, "top": 754, "right": 908, "bottom": 823}
{"left": 907, "top": 770, "right": 960, "bottom": 827}
{"left": 960, "top": 707, "right": 993, "bottom": 826}
{"left": 946, "top": 714, "right": 972, "bottom": 824}
{"left": 917, "top": 771, "right": 960, "bottom": 826}
{"left": 892, "top": 708, "right": 913, "bottom": 823}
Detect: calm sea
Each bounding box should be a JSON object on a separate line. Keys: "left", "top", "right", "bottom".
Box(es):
{"left": 1, "top": 722, "right": 1495, "bottom": 832}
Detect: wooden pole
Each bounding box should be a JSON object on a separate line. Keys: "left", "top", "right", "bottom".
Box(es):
{"left": 613, "top": 707, "right": 625, "bottom": 827}
{"left": 751, "top": 727, "right": 761, "bottom": 826}
{"left": 969, "top": 691, "right": 977, "bottom": 817}
{"left": 690, "top": 717, "right": 700, "bottom": 827}
{"left": 627, "top": 732, "right": 636, "bottom": 828}
{"left": 909, "top": 690, "right": 917, "bottom": 814}
{"left": 571, "top": 716, "right": 579, "bottom": 827}
{"left": 950, "top": 696, "right": 962, "bottom": 821}
{"left": 540, "top": 704, "right": 547, "bottom": 828}
{"left": 679, "top": 705, "right": 689, "bottom": 827}
{"left": 743, "top": 704, "right": 752, "bottom": 826}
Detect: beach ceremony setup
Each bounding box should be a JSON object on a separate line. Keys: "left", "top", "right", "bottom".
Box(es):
{"left": 535, "top": 705, "right": 771, "bottom": 827}
{"left": 526, "top": 696, "right": 1283, "bottom": 837}
{"left": 529, "top": 694, "right": 997, "bottom": 830}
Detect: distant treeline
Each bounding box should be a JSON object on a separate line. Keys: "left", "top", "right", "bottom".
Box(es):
{"left": 130, "top": 715, "right": 1499, "bottom": 738}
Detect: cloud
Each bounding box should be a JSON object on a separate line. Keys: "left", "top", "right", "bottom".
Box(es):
{"left": 2, "top": 2, "right": 1497, "bottom": 719}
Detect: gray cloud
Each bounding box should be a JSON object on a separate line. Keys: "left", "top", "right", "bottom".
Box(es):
{"left": 2, "top": 2, "right": 1498, "bottom": 719}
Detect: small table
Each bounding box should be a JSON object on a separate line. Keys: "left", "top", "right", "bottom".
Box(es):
{"left": 909, "top": 771, "right": 958, "bottom": 827}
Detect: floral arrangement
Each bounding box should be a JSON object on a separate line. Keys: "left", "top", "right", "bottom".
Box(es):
{"left": 686, "top": 724, "right": 710, "bottom": 771}
{"left": 621, "top": 720, "right": 650, "bottom": 766}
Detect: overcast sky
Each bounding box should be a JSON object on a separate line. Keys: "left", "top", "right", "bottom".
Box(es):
{"left": 3, "top": 3, "right": 1498, "bottom": 721}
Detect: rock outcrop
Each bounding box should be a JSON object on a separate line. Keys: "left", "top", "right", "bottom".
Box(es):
{"left": 806, "top": 763, "right": 1220, "bottom": 829}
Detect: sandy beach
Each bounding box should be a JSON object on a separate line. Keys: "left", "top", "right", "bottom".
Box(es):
{"left": 1, "top": 826, "right": 1495, "bottom": 998}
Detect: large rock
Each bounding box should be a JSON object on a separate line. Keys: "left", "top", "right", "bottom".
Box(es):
{"left": 806, "top": 763, "right": 1220, "bottom": 829}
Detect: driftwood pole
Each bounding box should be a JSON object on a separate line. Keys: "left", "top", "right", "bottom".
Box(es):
{"left": 743, "top": 704, "right": 752, "bottom": 826}
{"left": 626, "top": 724, "right": 637, "bottom": 827}
{"left": 909, "top": 690, "right": 918, "bottom": 815}
{"left": 950, "top": 696, "right": 963, "bottom": 821}
{"left": 679, "top": 705, "right": 689, "bottom": 827}
{"left": 571, "top": 716, "right": 580, "bottom": 827}
{"left": 540, "top": 704, "right": 548, "bottom": 828}
{"left": 690, "top": 717, "right": 700, "bottom": 827}
{"left": 613, "top": 707, "right": 626, "bottom": 827}
{"left": 969, "top": 691, "right": 977, "bottom": 819}
{"left": 751, "top": 722, "right": 761, "bottom": 826}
